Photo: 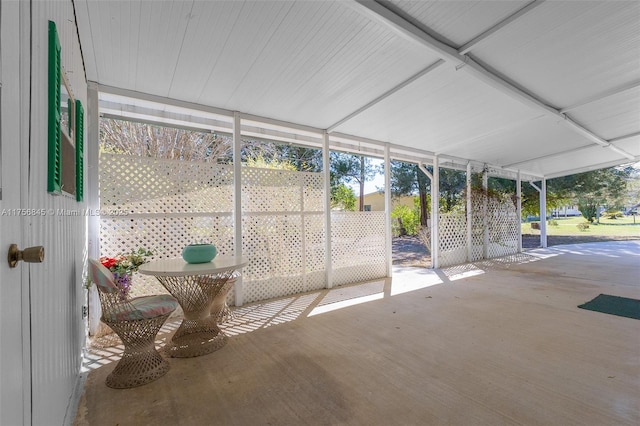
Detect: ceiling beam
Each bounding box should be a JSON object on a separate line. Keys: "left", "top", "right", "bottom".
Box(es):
{"left": 504, "top": 144, "right": 594, "bottom": 168}
{"left": 97, "top": 83, "right": 234, "bottom": 118}
{"left": 99, "top": 100, "right": 232, "bottom": 130}
{"left": 349, "top": 1, "right": 636, "bottom": 161}
{"left": 544, "top": 156, "right": 640, "bottom": 180}
{"left": 559, "top": 80, "right": 640, "bottom": 113}
{"left": 610, "top": 131, "right": 640, "bottom": 144}
{"left": 458, "top": 0, "right": 546, "bottom": 55}
{"left": 326, "top": 60, "right": 444, "bottom": 133}
{"left": 100, "top": 111, "right": 229, "bottom": 135}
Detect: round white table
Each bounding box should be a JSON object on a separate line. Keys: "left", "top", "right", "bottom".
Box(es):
{"left": 138, "top": 256, "right": 248, "bottom": 358}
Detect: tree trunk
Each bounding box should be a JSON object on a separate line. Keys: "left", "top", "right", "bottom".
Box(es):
{"left": 419, "top": 188, "right": 428, "bottom": 227}
{"left": 417, "top": 165, "right": 429, "bottom": 227}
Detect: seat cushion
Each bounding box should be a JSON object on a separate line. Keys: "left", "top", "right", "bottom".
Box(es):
{"left": 105, "top": 294, "right": 178, "bottom": 322}
{"left": 89, "top": 258, "right": 118, "bottom": 293}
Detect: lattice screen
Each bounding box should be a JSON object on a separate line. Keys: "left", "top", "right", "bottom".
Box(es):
{"left": 437, "top": 188, "right": 519, "bottom": 268}
{"left": 471, "top": 191, "right": 486, "bottom": 262}
{"left": 99, "top": 154, "right": 235, "bottom": 298}
{"left": 331, "top": 212, "right": 386, "bottom": 286}
{"left": 486, "top": 193, "right": 519, "bottom": 259}
{"left": 100, "top": 154, "right": 388, "bottom": 306}
{"left": 438, "top": 213, "right": 468, "bottom": 267}
{"left": 241, "top": 167, "right": 327, "bottom": 304}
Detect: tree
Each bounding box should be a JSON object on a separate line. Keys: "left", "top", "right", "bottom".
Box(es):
{"left": 517, "top": 184, "right": 567, "bottom": 219}
{"left": 625, "top": 168, "right": 640, "bottom": 210}
{"left": 331, "top": 183, "right": 357, "bottom": 211}
{"left": 548, "top": 166, "right": 634, "bottom": 222}
{"left": 388, "top": 161, "right": 430, "bottom": 227}
{"left": 240, "top": 138, "right": 323, "bottom": 172}
{"left": 330, "top": 152, "right": 377, "bottom": 211}
{"left": 277, "top": 145, "right": 323, "bottom": 172}
{"left": 438, "top": 168, "right": 466, "bottom": 212}
{"left": 245, "top": 155, "right": 297, "bottom": 170}
{"left": 100, "top": 118, "right": 232, "bottom": 162}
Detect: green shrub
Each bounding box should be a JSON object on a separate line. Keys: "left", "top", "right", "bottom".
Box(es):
{"left": 578, "top": 201, "right": 597, "bottom": 223}
{"left": 391, "top": 204, "right": 420, "bottom": 236}
{"left": 576, "top": 223, "right": 590, "bottom": 231}
{"left": 548, "top": 219, "right": 558, "bottom": 226}
{"left": 606, "top": 210, "right": 623, "bottom": 219}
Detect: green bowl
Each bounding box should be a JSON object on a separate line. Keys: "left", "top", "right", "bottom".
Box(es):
{"left": 182, "top": 244, "right": 217, "bottom": 264}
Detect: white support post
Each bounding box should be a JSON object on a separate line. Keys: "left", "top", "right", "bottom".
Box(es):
{"left": 482, "top": 168, "right": 489, "bottom": 259}
{"left": 417, "top": 164, "right": 435, "bottom": 267}
{"left": 87, "top": 82, "right": 101, "bottom": 336}
{"left": 466, "top": 162, "right": 472, "bottom": 262}
{"left": 233, "top": 112, "right": 244, "bottom": 306}
{"left": 323, "top": 132, "right": 333, "bottom": 289}
{"left": 300, "top": 174, "right": 307, "bottom": 291}
{"left": 516, "top": 171, "right": 522, "bottom": 253}
{"left": 540, "top": 178, "right": 547, "bottom": 248}
{"left": 384, "top": 144, "right": 392, "bottom": 277}
{"left": 431, "top": 157, "right": 439, "bottom": 269}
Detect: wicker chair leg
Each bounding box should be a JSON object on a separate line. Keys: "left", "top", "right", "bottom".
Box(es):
{"left": 104, "top": 313, "right": 171, "bottom": 389}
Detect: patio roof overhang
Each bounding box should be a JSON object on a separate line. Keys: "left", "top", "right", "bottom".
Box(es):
{"left": 75, "top": 0, "right": 640, "bottom": 181}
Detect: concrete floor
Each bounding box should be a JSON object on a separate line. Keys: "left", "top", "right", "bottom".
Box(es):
{"left": 74, "top": 241, "right": 640, "bottom": 426}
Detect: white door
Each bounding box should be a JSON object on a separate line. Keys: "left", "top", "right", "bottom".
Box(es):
{"left": 0, "top": 1, "right": 31, "bottom": 424}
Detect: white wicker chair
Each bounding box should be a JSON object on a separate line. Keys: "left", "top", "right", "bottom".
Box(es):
{"left": 88, "top": 259, "right": 178, "bottom": 389}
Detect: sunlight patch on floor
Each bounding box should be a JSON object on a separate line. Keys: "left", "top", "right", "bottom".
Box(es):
{"left": 308, "top": 292, "right": 384, "bottom": 316}
{"left": 442, "top": 263, "right": 484, "bottom": 281}
{"left": 390, "top": 267, "right": 443, "bottom": 296}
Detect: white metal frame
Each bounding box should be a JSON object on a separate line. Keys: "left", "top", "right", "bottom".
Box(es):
{"left": 89, "top": 82, "right": 554, "bottom": 288}
{"left": 95, "top": 83, "right": 544, "bottom": 183}
{"left": 349, "top": 0, "right": 635, "bottom": 161}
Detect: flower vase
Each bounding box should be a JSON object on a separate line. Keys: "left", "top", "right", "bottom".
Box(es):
{"left": 113, "top": 272, "right": 132, "bottom": 301}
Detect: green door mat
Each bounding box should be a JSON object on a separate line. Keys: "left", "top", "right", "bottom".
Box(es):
{"left": 578, "top": 294, "right": 640, "bottom": 320}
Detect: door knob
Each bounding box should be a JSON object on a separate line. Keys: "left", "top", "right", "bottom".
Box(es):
{"left": 8, "top": 244, "right": 45, "bottom": 268}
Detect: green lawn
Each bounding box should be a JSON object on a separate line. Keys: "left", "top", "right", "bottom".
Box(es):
{"left": 522, "top": 215, "right": 640, "bottom": 237}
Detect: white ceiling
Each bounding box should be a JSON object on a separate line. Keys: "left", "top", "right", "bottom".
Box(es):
{"left": 75, "top": 0, "right": 640, "bottom": 179}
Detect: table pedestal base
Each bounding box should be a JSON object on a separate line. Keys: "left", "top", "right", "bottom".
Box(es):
{"left": 163, "top": 316, "right": 228, "bottom": 358}
{"left": 156, "top": 272, "right": 236, "bottom": 358}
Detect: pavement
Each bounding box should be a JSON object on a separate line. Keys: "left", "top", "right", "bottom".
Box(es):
{"left": 392, "top": 234, "right": 640, "bottom": 268}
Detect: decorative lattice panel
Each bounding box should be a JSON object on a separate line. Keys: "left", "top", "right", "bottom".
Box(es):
{"left": 436, "top": 188, "right": 519, "bottom": 268}
{"left": 242, "top": 167, "right": 302, "bottom": 212}
{"left": 471, "top": 192, "right": 486, "bottom": 262}
{"left": 331, "top": 212, "right": 387, "bottom": 286}
{"left": 303, "top": 174, "right": 325, "bottom": 212}
{"left": 438, "top": 213, "right": 468, "bottom": 267}
{"left": 486, "top": 195, "right": 519, "bottom": 259}
{"left": 100, "top": 154, "right": 234, "bottom": 214}
{"left": 305, "top": 214, "right": 327, "bottom": 292}
{"left": 100, "top": 155, "right": 387, "bottom": 305}
{"left": 241, "top": 167, "right": 326, "bottom": 304}
{"left": 242, "top": 215, "right": 305, "bottom": 303}
{"left": 100, "top": 216, "right": 235, "bottom": 297}
{"left": 100, "top": 154, "right": 234, "bottom": 300}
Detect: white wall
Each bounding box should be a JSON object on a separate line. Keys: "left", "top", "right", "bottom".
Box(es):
{"left": 27, "top": 1, "right": 87, "bottom": 424}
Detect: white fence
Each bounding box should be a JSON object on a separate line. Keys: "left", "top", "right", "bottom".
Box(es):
{"left": 331, "top": 211, "right": 386, "bottom": 286}
{"left": 99, "top": 154, "right": 387, "bottom": 305}
{"left": 438, "top": 190, "right": 519, "bottom": 268}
